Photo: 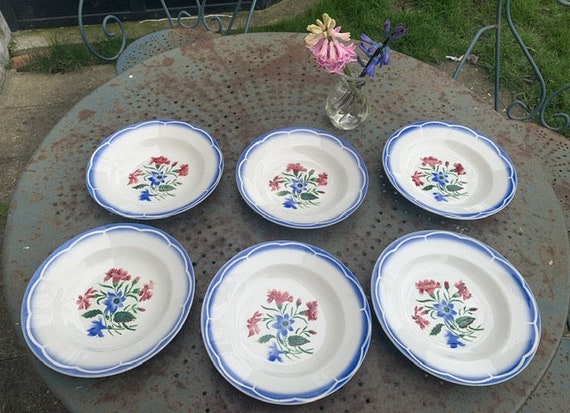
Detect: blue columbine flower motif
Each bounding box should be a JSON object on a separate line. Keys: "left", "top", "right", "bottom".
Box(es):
{"left": 433, "top": 192, "right": 448, "bottom": 202}
{"left": 268, "top": 341, "right": 284, "bottom": 362}
{"left": 283, "top": 197, "right": 298, "bottom": 209}
{"left": 148, "top": 170, "right": 167, "bottom": 186}
{"left": 290, "top": 178, "right": 308, "bottom": 195}
{"left": 103, "top": 291, "right": 126, "bottom": 315}
{"left": 87, "top": 318, "right": 107, "bottom": 337}
{"left": 272, "top": 314, "right": 295, "bottom": 337}
{"left": 139, "top": 189, "right": 152, "bottom": 201}
{"left": 445, "top": 331, "right": 466, "bottom": 349}
{"left": 434, "top": 300, "right": 457, "bottom": 323}
{"left": 431, "top": 171, "right": 449, "bottom": 186}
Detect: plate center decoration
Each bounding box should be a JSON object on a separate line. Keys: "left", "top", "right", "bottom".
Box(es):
{"left": 77, "top": 267, "right": 155, "bottom": 338}
{"left": 127, "top": 155, "right": 189, "bottom": 202}
{"left": 268, "top": 163, "right": 329, "bottom": 209}
{"left": 412, "top": 278, "right": 483, "bottom": 349}
{"left": 411, "top": 156, "right": 468, "bottom": 203}
{"left": 246, "top": 289, "right": 319, "bottom": 363}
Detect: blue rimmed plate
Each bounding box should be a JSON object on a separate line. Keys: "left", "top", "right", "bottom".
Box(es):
{"left": 21, "top": 223, "right": 195, "bottom": 378}
{"left": 86, "top": 119, "right": 223, "bottom": 219}
{"left": 201, "top": 241, "right": 372, "bottom": 404}
{"left": 236, "top": 127, "right": 368, "bottom": 229}
{"left": 371, "top": 230, "right": 540, "bottom": 386}
{"left": 382, "top": 121, "right": 517, "bottom": 219}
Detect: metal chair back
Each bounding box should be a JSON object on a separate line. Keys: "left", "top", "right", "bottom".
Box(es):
{"left": 78, "top": 0, "right": 257, "bottom": 74}
{"left": 452, "top": 0, "right": 569, "bottom": 133}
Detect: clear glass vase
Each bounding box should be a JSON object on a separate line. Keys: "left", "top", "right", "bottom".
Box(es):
{"left": 325, "top": 72, "right": 370, "bottom": 130}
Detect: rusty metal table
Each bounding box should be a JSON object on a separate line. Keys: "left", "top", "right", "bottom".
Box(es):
{"left": 3, "top": 33, "right": 569, "bottom": 412}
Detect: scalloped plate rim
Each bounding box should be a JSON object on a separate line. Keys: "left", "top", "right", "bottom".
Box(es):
{"left": 371, "top": 230, "right": 541, "bottom": 386}
{"left": 236, "top": 127, "right": 369, "bottom": 229}
{"left": 382, "top": 120, "right": 517, "bottom": 220}
{"left": 201, "top": 240, "right": 372, "bottom": 404}
{"left": 86, "top": 119, "right": 224, "bottom": 220}
{"left": 21, "top": 223, "right": 195, "bottom": 378}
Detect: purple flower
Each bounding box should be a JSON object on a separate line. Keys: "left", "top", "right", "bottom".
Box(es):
{"left": 358, "top": 19, "right": 408, "bottom": 77}
{"left": 390, "top": 21, "right": 409, "bottom": 40}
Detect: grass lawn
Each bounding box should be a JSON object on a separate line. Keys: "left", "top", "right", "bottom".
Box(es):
{"left": 257, "top": 0, "right": 570, "bottom": 135}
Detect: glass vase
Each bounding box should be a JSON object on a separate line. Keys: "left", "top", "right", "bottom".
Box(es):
{"left": 325, "top": 72, "right": 370, "bottom": 130}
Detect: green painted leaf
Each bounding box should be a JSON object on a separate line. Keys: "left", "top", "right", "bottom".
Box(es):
{"left": 422, "top": 185, "right": 435, "bottom": 191}
{"left": 300, "top": 193, "right": 318, "bottom": 200}
{"left": 456, "top": 316, "right": 476, "bottom": 328}
{"left": 258, "top": 334, "right": 274, "bottom": 344}
{"left": 430, "top": 323, "right": 444, "bottom": 336}
{"left": 113, "top": 311, "right": 136, "bottom": 323}
{"left": 276, "top": 190, "right": 290, "bottom": 196}
{"left": 81, "top": 309, "right": 102, "bottom": 319}
{"left": 446, "top": 184, "right": 464, "bottom": 192}
{"left": 132, "top": 184, "right": 147, "bottom": 190}
{"left": 158, "top": 184, "right": 176, "bottom": 192}
{"left": 288, "top": 335, "right": 310, "bottom": 346}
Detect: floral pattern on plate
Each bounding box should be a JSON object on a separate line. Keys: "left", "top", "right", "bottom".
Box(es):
{"left": 268, "top": 163, "right": 328, "bottom": 209}
{"left": 247, "top": 289, "right": 319, "bottom": 362}
{"left": 77, "top": 267, "right": 155, "bottom": 338}
{"left": 411, "top": 156, "right": 468, "bottom": 202}
{"left": 128, "top": 155, "right": 189, "bottom": 202}
{"left": 412, "top": 279, "right": 483, "bottom": 348}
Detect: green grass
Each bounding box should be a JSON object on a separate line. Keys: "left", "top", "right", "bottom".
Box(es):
{"left": 0, "top": 202, "right": 8, "bottom": 223}
{"left": 23, "top": 37, "right": 122, "bottom": 73}
{"left": 255, "top": 0, "right": 570, "bottom": 135}
{"left": 23, "top": 0, "right": 569, "bottom": 134}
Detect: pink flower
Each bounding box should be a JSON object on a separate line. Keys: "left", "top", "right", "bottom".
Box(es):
{"left": 177, "top": 163, "right": 189, "bottom": 176}
{"left": 411, "top": 170, "right": 424, "bottom": 186}
{"left": 128, "top": 169, "right": 143, "bottom": 185}
{"left": 150, "top": 156, "right": 170, "bottom": 165}
{"left": 415, "top": 279, "right": 441, "bottom": 295}
{"left": 76, "top": 287, "right": 97, "bottom": 310}
{"left": 268, "top": 175, "right": 282, "bottom": 191}
{"left": 316, "top": 172, "right": 328, "bottom": 186}
{"left": 412, "top": 306, "right": 430, "bottom": 330}
{"left": 139, "top": 280, "right": 155, "bottom": 302}
{"left": 421, "top": 156, "right": 442, "bottom": 167}
{"left": 266, "top": 289, "right": 294, "bottom": 306}
{"left": 454, "top": 280, "right": 472, "bottom": 300}
{"left": 286, "top": 163, "right": 307, "bottom": 173}
{"left": 246, "top": 310, "right": 263, "bottom": 337}
{"left": 305, "top": 13, "right": 357, "bottom": 74}
{"left": 453, "top": 163, "right": 466, "bottom": 175}
{"left": 305, "top": 300, "right": 319, "bottom": 321}
{"left": 307, "top": 37, "right": 357, "bottom": 74}
{"left": 104, "top": 268, "right": 131, "bottom": 283}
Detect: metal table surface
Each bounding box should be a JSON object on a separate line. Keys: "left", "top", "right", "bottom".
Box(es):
{"left": 3, "top": 33, "right": 568, "bottom": 412}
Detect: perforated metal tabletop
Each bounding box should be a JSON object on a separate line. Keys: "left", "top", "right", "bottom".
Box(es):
{"left": 3, "top": 33, "right": 568, "bottom": 412}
